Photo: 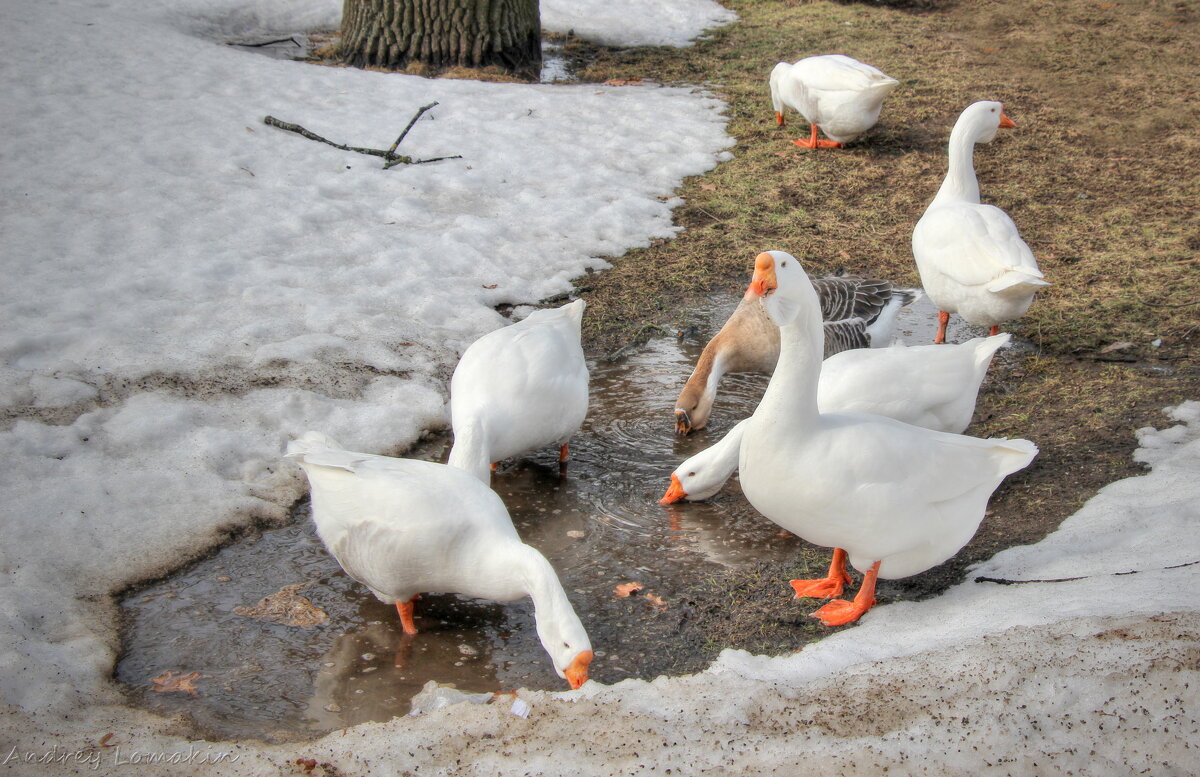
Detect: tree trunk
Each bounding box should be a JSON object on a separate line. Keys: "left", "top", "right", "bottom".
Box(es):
{"left": 339, "top": 0, "right": 541, "bottom": 79}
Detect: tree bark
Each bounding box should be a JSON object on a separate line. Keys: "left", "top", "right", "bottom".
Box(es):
{"left": 339, "top": 0, "right": 541, "bottom": 79}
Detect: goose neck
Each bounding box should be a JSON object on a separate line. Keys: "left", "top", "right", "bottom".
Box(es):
{"left": 933, "top": 123, "right": 981, "bottom": 205}
{"left": 511, "top": 544, "right": 585, "bottom": 658}
{"left": 447, "top": 416, "right": 491, "bottom": 484}
{"left": 757, "top": 298, "right": 823, "bottom": 429}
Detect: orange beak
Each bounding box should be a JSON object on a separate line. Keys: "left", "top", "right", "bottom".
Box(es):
{"left": 999, "top": 112, "right": 1016, "bottom": 129}
{"left": 564, "top": 650, "right": 593, "bottom": 689}
{"left": 775, "top": 111, "right": 785, "bottom": 126}
{"left": 674, "top": 408, "right": 692, "bottom": 436}
{"left": 746, "top": 252, "right": 778, "bottom": 298}
{"left": 660, "top": 473, "right": 688, "bottom": 505}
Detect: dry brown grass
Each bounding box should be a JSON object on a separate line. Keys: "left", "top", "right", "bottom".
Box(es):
{"left": 573, "top": 0, "right": 1198, "bottom": 359}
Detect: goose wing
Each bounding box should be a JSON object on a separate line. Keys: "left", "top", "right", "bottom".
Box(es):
{"left": 915, "top": 204, "right": 1043, "bottom": 288}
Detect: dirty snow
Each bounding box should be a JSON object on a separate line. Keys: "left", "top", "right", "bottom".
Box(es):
{"left": 0, "top": 0, "right": 732, "bottom": 729}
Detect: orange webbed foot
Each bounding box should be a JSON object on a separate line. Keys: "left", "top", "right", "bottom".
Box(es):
{"left": 809, "top": 597, "right": 873, "bottom": 627}
{"left": 790, "top": 548, "right": 854, "bottom": 599}
{"left": 790, "top": 577, "right": 847, "bottom": 599}
{"left": 808, "top": 560, "right": 880, "bottom": 627}
{"left": 792, "top": 124, "right": 843, "bottom": 149}
{"left": 792, "top": 575, "right": 849, "bottom": 601}
{"left": 793, "top": 138, "right": 843, "bottom": 149}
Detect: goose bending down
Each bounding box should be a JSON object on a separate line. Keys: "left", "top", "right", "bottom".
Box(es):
{"left": 661, "top": 333, "right": 1011, "bottom": 503}
{"left": 737, "top": 251, "right": 1037, "bottom": 626}
{"left": 770, "top": 55, "right": 900, "bottom": 148}
{"left": 286, "top": 432, "right": 593, "bottom": 689}
{"left": 913, "top": 101, "right": 1049, "bottom": 343}
{"left": 674, "top": 275, "right": 918, "bottom": 434}
{"left": 448, "top": 299, "right": 589, "bottom": 482}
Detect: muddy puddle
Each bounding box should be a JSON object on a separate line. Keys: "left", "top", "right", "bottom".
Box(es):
{"left": 117, "top": 293, "right": 975, "bottom": 741}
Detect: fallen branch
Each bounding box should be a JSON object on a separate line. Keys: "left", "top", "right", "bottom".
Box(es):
{"left": 974, "top": 558, "right": 1199, "bottom": 586}
{"left": 263, "top": 102, "right": 462, "bottom": 169}
{"left": 230, "top": 37, "right": 301, "bottom": 48}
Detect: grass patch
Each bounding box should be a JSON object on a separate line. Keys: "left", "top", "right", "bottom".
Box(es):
{"left": 570, "top": 0, "right": 1198, "bottom": 363}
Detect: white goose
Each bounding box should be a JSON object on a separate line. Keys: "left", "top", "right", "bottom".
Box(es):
{"left": 286, "top": 432, "right": 593, "bottom": 689}
{"left": 661, "top": 333, "right": 1011, "bottom": 504}
{"left": 674, "top": 275, "right": 917, "bottom": 434}
{"left": 770, "top": 54, "right": 900, "bottom": 148}
{"left": 913, "top": 101, "right": 1050, "bottom": 343}
{"left": 738, "top": 251, "right": 1037, "bottom": 626}
{"left": 448, "top": 299, "right": 589, "bottom": 482}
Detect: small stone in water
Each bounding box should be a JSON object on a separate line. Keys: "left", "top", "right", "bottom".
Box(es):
{"left": 567, "top": 530, "right": 585, "bottom": 539}
{"left": 457, "top": 644, "right": 478, "bottom": 656}
{"left": 360, "top": 653, "right": 376, "bottom": 661}
{"left": 324, "top": 703, "right": 342, "bottom": 712}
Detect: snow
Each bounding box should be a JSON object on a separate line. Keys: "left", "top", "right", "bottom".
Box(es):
{"left": 541, "top": 0, "right": 737, "bottom": 47}
{"left": 1, "top": 0, "right": 1197, "bottom": 773}
{"left": 0, "top": 0, "right": 732, "bottom": 726}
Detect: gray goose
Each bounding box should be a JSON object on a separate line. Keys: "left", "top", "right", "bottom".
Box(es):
{"left": 673, "top": 274, "right": 918, "bottom": 435}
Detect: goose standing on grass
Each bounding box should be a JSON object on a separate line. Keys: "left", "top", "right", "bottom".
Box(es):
{"left": 286, "top": 432, "right": 593, "bottom": 689}
{"left": 770, "top": 55, "right": 900, "bottom": 149}
{"left": 661, "top": 333, "right": 1011, "bottom": 503}
{"left": 738, "top": 251, "right": 1037, "bottom": 626}
{"left": 448, "top": 299, "right": 588, "bottom": 482}
{"left": 913, "top": 101, "right": 1050, "bottom": 344}
{"left": 674, "top": 275, "right": 917, "bottom": 434}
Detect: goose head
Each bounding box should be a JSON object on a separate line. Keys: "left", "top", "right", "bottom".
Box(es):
{"left": 955, "top": 100, "right": 1017, "bottom": 146}
{"left": 537, "top": 608, "right": 593, "bottom": 690}
{"left": 747, "top": 250, "right": 812, "bottom": 327}
{"left": 674, "top": 383, "right": 716, "bottom": 435}
{"left": 659, "top": 461, "right": 726, "bottom": 504}
{"left": 661, "top": 419, "right": 745, "bottom": 504}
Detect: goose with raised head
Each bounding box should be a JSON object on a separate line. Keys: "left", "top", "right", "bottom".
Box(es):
{"left": 913, "top": 101, "right": 1049, "bottom": 343}
{"left": 286, "top": 432, "right": 593, "bottom": 689}
{"left": 770, "top": 54, "right": 900, "bottom": 149}
{"left": 737, "top": 251, "right": 1037, "bottom": 626}
{"left": 661, "top": 334, "right": 1011, "bottom": 503}
{"left": 674, "top": 275, "right": 917, "bottom": 435}
{"left": 448, "top": 299, "right": 589, "bottom": 482}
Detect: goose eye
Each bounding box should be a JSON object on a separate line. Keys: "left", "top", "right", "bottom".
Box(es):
{"left": 563, "top": 641, "right": 571, "bottom": 649}
{"left": 687, "top": 471, "right": 696, "bottom": 477}
{"left": 781, "top": 261, "right": 788, "bottom": 267}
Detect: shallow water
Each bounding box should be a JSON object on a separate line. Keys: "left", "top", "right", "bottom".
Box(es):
{"left": 117, "top": 293, "right": 975, "bottom": 741}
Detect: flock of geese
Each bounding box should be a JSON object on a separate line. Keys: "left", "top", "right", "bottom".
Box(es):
{"left": 287, "top": 55, "right": 1049, "bottom": 691}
